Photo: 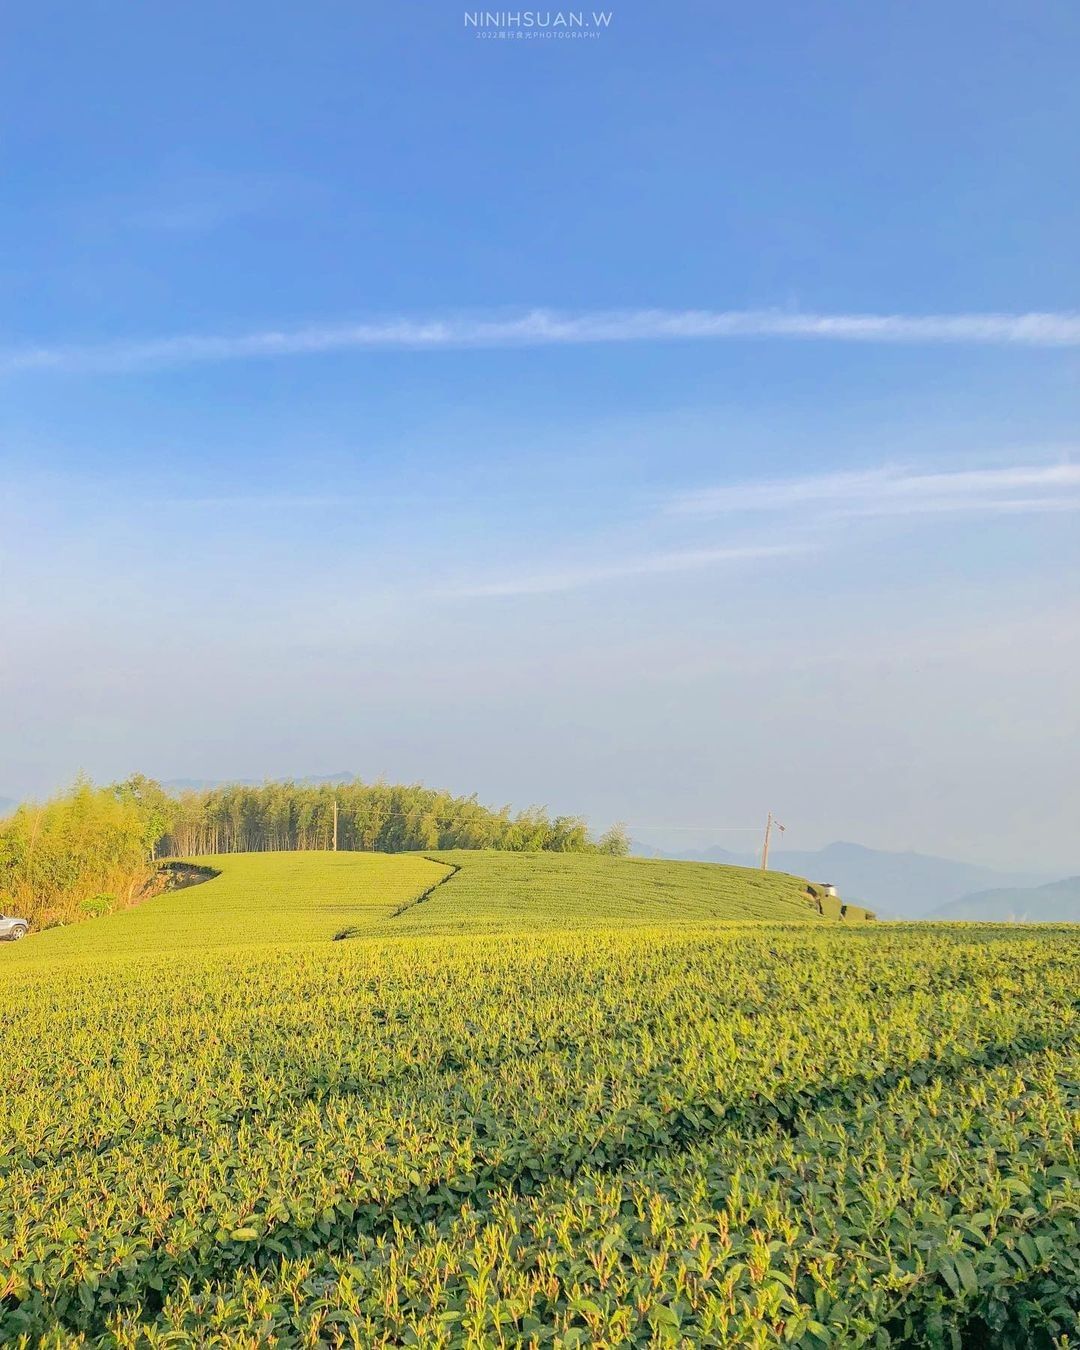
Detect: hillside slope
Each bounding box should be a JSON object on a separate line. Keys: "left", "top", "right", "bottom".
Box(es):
{"left": 6, "top": 852, "right": 1080, "bottom": 1346}
{"left": 2, "top": 890, "right": 1077, "bottom": 1345}
{"left": 3, "top": 849, "right": 871, "bottom": 967}
{"left": 2, "top": 852, "right": 447, "bottom": 963}
{"left": 931, "top": 875, "right": 1080, "bottom": 922}
{"left": 391, "top": 850, "right": 873, "bottom": 934}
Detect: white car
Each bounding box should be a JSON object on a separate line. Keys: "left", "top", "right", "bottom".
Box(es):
{"left": 0, "top": 914, "right": 29, "bottom": 941}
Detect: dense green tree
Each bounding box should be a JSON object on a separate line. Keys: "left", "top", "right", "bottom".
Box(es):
{"left": 157, "top": 779, "right": 606, "bottom": 857}
{"left": 0, "top": 776, "right": 621, "bottom": 928}
{"left": 0, "top": 777, "right": 160, "bottom": 927}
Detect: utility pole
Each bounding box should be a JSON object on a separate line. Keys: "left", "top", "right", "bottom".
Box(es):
{"left": 332, "top": 797, "right": 339, "bottom": 852}
{"left": 760, "top": 811, "right": 785, "bottom": 870}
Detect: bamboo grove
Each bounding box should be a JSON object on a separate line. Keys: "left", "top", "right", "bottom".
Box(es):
{"left": 0, "top": 777, "right": 628, "bottom": 929}
{"left": 159, "top": 780, "right": 627, "bottom": 858}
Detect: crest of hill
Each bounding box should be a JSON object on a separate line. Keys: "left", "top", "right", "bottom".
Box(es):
{"left": 390, "top": 851, "right": 874, "bottom": 934}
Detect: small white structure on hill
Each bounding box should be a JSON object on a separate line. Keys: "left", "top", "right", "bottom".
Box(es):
{"left": 821, "top": 882, "right": 839, "bottom": 898}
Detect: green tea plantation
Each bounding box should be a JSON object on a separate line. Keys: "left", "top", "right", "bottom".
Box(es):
{"left": 2, "top": 851, "right": 1077, "bottom": 1347}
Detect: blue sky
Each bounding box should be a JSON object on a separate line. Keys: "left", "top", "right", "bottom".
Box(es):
{"left": 2, "top": 0, "right": 1079, "bottom": 869}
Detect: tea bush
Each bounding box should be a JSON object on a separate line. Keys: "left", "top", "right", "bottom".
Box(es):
{"left": 394, "top": 850, "right": 874, "bottom": 932}
{"left": 1, "top": 852, "right": 1073, "bottom": 1347}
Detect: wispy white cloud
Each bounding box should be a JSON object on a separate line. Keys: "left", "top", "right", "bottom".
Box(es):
{"left": 671, "top": 462, "right": 1080, "bottom": 520}
{"left": 7, "top": 307, "right": 1080, "bottom": 376}
{"left": 841, "top": 493, "right": 1080, "bottom": 519}
{"left": 447, "top": 543, "right": 806, "bottom": 598}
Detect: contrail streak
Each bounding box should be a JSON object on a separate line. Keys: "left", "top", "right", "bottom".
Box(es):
{"left": 6, "top": 307, "right": 1080, "bottom": 375}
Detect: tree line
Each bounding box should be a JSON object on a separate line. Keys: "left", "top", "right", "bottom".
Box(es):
{"left": 0, "top": 776, "right": 628, "bottom": 928}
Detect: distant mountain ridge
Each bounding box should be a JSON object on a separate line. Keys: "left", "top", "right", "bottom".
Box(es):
{"left": 930, "top": 876, "right": 1080, "bottom": 923}
{"left": 629, "top": 838, "right": 1051, "bottom": 919}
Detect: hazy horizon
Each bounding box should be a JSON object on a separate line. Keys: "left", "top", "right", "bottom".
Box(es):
{"left": 0, "top": 768, "right": 1074, "bottom": 879}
